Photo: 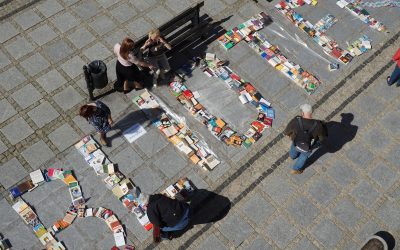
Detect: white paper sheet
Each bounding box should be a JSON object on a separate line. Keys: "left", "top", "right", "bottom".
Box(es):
{"left": 123, "top": 123, "right": 147, "bottom": 143}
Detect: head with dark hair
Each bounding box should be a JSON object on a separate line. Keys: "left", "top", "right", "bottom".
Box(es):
{"left": 120, "top": 37, "right": 135, "bottom": 60}
{"left": 79, "top": 105, "right": 96, "bottom": 120}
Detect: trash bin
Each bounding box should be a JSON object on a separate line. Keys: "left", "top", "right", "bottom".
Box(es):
{"left": 88, "top": 60, "right": 108, "bottom": 89}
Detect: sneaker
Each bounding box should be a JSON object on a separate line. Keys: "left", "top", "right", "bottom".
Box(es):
{"left": 290, "top": 169, "right": 304, "bottom": 174}
{"left": 100, "top": 137, "right": 108, "bottom": 147}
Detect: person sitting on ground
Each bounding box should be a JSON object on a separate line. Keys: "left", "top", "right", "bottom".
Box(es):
{"left": 140, "top": 193, "right": 190, "bottom": 243}
{"left": 79, "top": 100, "right": 113, "bottom": 146}
{"left": 114, "top": 37, "right": 155, "bottom": 94}
{"left": 141, "top": 29, "right": 172, "bottom": 87}
{"left": 387, "top": 47, "right": 400, "bottom": 86}
{"left": 283, "top": 104, "right": 327, "bottom": 174}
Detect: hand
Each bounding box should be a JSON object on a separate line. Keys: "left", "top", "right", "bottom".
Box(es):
{"left": 153, "top": 236, "right": 161, "bottom": 243}
{"left": 108, "top": 117, "right": 113, "bottom": 126}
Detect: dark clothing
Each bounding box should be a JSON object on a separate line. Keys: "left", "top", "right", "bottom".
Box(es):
{"left": 146, "top": 194, "right": 189, "bottom": 228}
{"left": 115, "top": 60, "right": 144, "bottom": 89}
{"left": 283, "top": 116, "right": 327, "bottom": 144}
{"left": 88, "top": 100, "right": 111, "bottom": 133}
{"left": 388, "top": 64, "right": 400, "bottom": 86}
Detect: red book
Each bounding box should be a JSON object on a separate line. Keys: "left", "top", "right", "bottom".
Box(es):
{"left": 144, "top": 223, "right": 153, "bottom": 231}
{"left": 183, "top": 90, "right": 193, "bottom": 99}
{"left": 244, "top": 83, "right": 256, "bottom": 95}
{"left": 251, "top": 121, "right": 265, "bottom": 133}
{"left": 230, "top": 73, "right": 241, "bottom": 81}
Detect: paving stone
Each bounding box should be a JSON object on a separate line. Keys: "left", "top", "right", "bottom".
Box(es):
{"left": 28, "top": 24, "right": 58, "bottom": 46}
{"left": 112, "top": 147, "right": 144, "bottom": 175}
{"left": 277, "top": 86, "right": 307, "bottom": 110}
{"left": 72, "top": 115, "right": 93, "bottom": 135}
{"left": 126, "top": 17, "right": 153, "bottom": 38}
{"left": 43, "top": 40, "right": 74, "bottom": 63}
{"left": 67, "top": 27, "right": 95, "bottom": 49}
{"left": 0, "top": 99, "right": 17, "bottom": 123}
{"left": 286, "top": 196, "right": 319, "bottom": 227}
{"left": 0, "top": 158, "right": 28, "bottom": 188}
{"left": 61, "top": 149, "right": 91, "bottom": 175}
{"left": 51, "top": 12, "right": 80, "bottom": 32}
{"left": 219, "top": 213, "right": 254, "bottom": 247}
{"left": 376, "top": 199, "right": 400, "bottom": 230}
{"left": 241, "top": 193, "right": 275, "bottom": 226}
{"left": 0, "top": 50, "right": 11, "bottom": 69}
{"left": 369, "top": 163, "right": 398, "bottom": 190}
{"left": 73, "top": 0, "right": 101, "bottom": 20}
{"left": 386, "top": 147, "right": 400, "bottom": 168}
{"left": 5, "top": 36, "right": 35, "bottom": 60}
{"left": 307, "top": 178, "right": 338, "bottom": 207}
{"left": 57, "top": 222, "right": 90, "bottom": 249}
{"left": 355, "top": 94, "right": 385, "bottom": 118}
{"left": 262, "top": 175, "right": 294, "bottom": 204}
{"left": 147, "top": 6, "right": 174, "bottom": 27}
{"left": 20, "top": 53, "right": 50, "bottom": 76}
{"left": 89, "top": 15, "right": 117, "bottom": 36}
{"left": 381, "top": 111, "right": 400, "bottom": 137}
{"left": 110, "top": 3, "right": 137, "bottom": 23}
{"left": 345, "top": 144, "right": 374, "bottom": 169}
{"left": 11, "top": 84, "right": 42, "bottom": 109}
{"left": 239, "top": 54, "right": 267, "bottom": 81}
{"left": 53, "top": 85, "right": 84, "bottom": 111}
{"left": 153, "top": 147, "right": 187, "bottom": 178}
{"left": 0, "top": 21, "right": 19, "bottom": 43}
{"left": 134, "top": 128, "right": 168, "bottom": 158}
{"left": 208, "top": 161, "right": 231, "bottom": 182}
{"left": 265, "top": 215, "right": 299, "bottom": 249}
{"left": 95, "top": 232, "right": 118, "bottom": 249}
{"left": 2, "top": 220, "right": 43, "bottom": 250}
{"left": 22, "top": 140, "right": 55, "bottom": 169}
{"left": 165, "top": 0, "right": 191, "bottom": 14}
{"left": 311, "top": 219, "right": 343, "bottom": 248}
{"left": 331, "top": 199, "right": 363, "bottom": 228}
{"left": 123, "top": 214, "right": 152, "bottom": 242}
{"left": 350, "top": 180, "right": 380, "bottom": 207}
{"left": 203, "top": 0, "right": 227, "bottom": 16}
{"left": 0, "top": 198, "right": 20, "bottom": 229}
{"left": 60, "top": 55, "right": 86, "bottom": 79}
{"left": 129, "top": 0, "right": 156, "bottom": 11}
{"left": 357, "top": 221, "right": 381, "bottom": 242}
{"left": 132, "top": 167, "right": 164, "bottom": 193}
{"left": 36, "top": 0, "right": 64, "bottom": 17}
{"left": 196, "top": 235, "right": 228, "bottom": 250}
{"left": 83, "top": 42, "right": 112, "bottom": 61}
{"left": 36, "top": 72, "right": 66, "bottom": 97}
{"left": 48, "top": 124, "right": 79, "bottom": 151}
{"left": 0, "top": 139, "right": 7, "bottom": 155}
{"left": 257, "top": 70, "right": 291, "bottom": 99}
{"left": 184, "top": 170, "right": 209, "bottom": 190}
{"left": 13, "top": 9, "right": 42, "bottom": 30}
{"left": 97, "top": 0, "right": 120, "bottom": 8}
{"left": 59, "top": 0, "right": 80, "bottom": 6}
{"left": 1, "top": 118, "right": 34, "bottom": 145}
{"left": 363, "top": 127, "right": 391, "bottom": 152}
{"left": 326, "top": 160, "right": 357, "bottom": 186}
{"left": 74, "top": 218, "right": 110, "bottom": 241}
{"left": 0, "top": 66, "right": 27, "bottom": 91}
{"left": 243, "top": 236, "right": 273, "bottom": 250}
{"left": 292, "top": 236, "right": 318, "bottom": 250}
{"left": 238, "top": 2, "right": 263, "bottom": 19}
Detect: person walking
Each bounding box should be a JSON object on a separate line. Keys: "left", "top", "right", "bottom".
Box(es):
{"left": 114, "top": 37, "right": 155, "bottom": 93}
{"left": 79, "top": 100, "right": 113, "bottom": 146}
{"left": 140, "top": 193, "right": 190, "bottom": 243}
{"left": 141, "top": 29, "right": 172, "bottom": 88}
{"left": 387, "top": 47, "right": 400, "bottom": 86}
{"left": 283, "top": 104, "right": 327, "bottom": 174}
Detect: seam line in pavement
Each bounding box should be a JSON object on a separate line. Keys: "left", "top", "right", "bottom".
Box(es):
{"left": 0, "top": 0, "right": 43, "bottom": 21}
{"left": 170, "top": 30, "right": 400, "bottom": 249}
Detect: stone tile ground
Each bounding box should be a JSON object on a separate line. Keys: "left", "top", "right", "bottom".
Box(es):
{"left": 0, "top": 0, "right": 399, "bottom": 249}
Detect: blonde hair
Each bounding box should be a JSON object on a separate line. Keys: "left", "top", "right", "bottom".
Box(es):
{"left": 149, "top": 29, "right": 161, "bottom": 39}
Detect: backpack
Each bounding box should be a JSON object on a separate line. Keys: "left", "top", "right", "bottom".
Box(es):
{"left": 294, "top": 117, "right": 318, "bottom": 153}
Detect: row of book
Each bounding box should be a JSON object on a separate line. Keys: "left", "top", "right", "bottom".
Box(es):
{"left": 281, "top": 0, "right": 318, "bottom": 7}
{"left": 347, "top": 35, "right": 372, "bottom": 56}
{"left": 75, "top": 135, "right": 152, "bottom": 239}
{"left": 275, "top": 2, "right": 355, "bottom": 64}
{"left": 336, "top": 0, "right": 385, "bottom": 31}
{"left": 12, "top": 199, "right": 65, "bottom": 250}
{"left": 133, "top": 90, "right": 220, "bottom": 170}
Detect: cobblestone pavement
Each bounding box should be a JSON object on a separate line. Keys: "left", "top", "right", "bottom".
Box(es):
{"left": 0, "top": 0, "right": 399, "bottom": 249}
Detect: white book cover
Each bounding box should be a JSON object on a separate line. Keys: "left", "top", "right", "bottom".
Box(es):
{"left": 114, "top": 232, "right": 125, "bottom": 247}
{"left": 30, "top": 170, "right": 45, "bottom": 184}
{"left": 123, "top": 123, "right": 147, "bottom": 143}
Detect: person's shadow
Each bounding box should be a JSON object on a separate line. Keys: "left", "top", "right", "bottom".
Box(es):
{"left": 168, "top": 189, "right": 231, "bottom": 238}
{"left": 304, "top": 113, "right": 358, "bottom": 168}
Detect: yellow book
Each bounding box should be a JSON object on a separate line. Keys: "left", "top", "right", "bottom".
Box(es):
{"left": 63, "top": 174, "right": 77, "bottom": 185}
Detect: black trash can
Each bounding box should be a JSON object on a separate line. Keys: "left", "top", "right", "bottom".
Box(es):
{"left": 88, "top": 60, "right": 108, "bottom": 89}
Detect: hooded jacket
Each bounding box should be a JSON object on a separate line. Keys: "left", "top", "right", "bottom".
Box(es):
{"left": 146, "top": 194, "right": 189, "bottom": 228}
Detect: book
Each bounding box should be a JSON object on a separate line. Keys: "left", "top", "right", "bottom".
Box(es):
{"left": 30, "top": 170, "right": 45, "bottom": 184}
{"left": 114, "top": 232, "right": 125, "bottom": 247}
{"left": 85, "top": 208, "right": 93, "bottom": 217}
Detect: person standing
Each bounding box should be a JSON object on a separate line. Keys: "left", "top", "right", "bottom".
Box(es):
{"left": 141, "top": 29, "right": 172, "bottom": 88}
{"left": 140, "top": 193, "right": 190, "bottom": 243}
{"left": 387, "top": 47, "right": 400, "bottom": 86}
{"left": 79, "top": 100, "right": 113, "bottom": 146}
{"left": 283, "top": 104, "right": 327, "bottom": 174}
{"left": 114, "top": 37, "right": 155, "bottom": 93}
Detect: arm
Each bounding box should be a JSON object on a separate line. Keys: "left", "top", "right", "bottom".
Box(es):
{"left": 129, "top": 53, "right": 155, "bottom": 70}
{"left": 140, "top": 38, "right": 153, "bottom": 51}
{"left": 153, "top": 226, "right": 161, "bottom": 243}
{"left": 159, "top": 37, "right": 172, "bottom": 50}
{"left": 283, "top": 118, "right": 296, "bottom": 139}
{"left": 393, "top": 48, "right": 400, "bottom": 62}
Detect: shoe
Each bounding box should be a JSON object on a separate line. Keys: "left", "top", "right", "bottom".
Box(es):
{"left": 290, "top": 169, "right": 304, "bottom": 174}
{"left": 387, "top": 76, "right": 391, "bottom": 85}
{"left": 100, "top": 137, "right": 108, "bottom": 146}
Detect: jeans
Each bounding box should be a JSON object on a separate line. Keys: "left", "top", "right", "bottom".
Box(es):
{"left": 289, "top": 143, "right": 311, "bottom": 170}
{"left": 388, "top": 64, "right": 400, "bottom": 86}
{"left": 161, "top": 207, "right": 190, "bottom": 232}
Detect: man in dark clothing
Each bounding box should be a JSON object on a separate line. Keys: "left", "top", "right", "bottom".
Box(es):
{"left": 283, "top": 104, "right": 327, "bottom": 174}
{"left": 141, "top": 194, "right": 190, "bottom": 243}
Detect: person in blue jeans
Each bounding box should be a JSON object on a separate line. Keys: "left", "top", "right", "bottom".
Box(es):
{"left": 387, "top": 48, "right": 400, "bottom": 86}
{"left": 283, "top": 104, "right": 327, "bottom": 174}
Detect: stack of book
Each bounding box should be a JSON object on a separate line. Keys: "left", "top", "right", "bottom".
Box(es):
{"left": 160, "top": 177, "right": 196, "bottom": 201}
{"left": 75, "top": 135, "right": 154, "bottom": 231}
{"left": 12, "top": 199, "right": 65, "bottom": 250}
{"left": 9, "top": 169, "right": 46, "bottom": 199}
{"left": 313, "top": 14, "right": 337, "bottom": 33}
{"left": 280, "top": 0, "right": 318, "bottom": 7}
{"left": 336, "top": 0, "right": 385, "bottom": 31}
{"left": 133, "top": 90, "right": 220, "bottom": 170}
{"left": 275, "top": 2, "right": 354, "bottom": 64}
{"left": 347, "top": 35, "right": 372, "bottom": 56}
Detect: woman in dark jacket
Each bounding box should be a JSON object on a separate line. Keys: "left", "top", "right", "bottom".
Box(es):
{"left": 79, "top": 100, "right": 113, "bottom": 146}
